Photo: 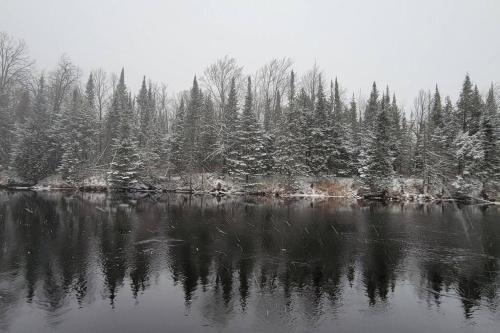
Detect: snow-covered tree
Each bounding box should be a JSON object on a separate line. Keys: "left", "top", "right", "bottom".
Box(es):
{"left": 107, "top": 69, "right": 143, "bottom": 189}
{"left": 228, "top": 77, "right": 265, "bottom": 177}
{"left": 307, "top": 76, "right": 330, "bottom": 175}
{"left": 58, "top": 85, "right": 97, "bottom": 183}
{"left": 12, "top": 76, "right": 52, "bottom": 182}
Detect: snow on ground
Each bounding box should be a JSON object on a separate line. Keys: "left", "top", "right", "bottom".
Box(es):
{"left": 2, "top": 167, "right": 499, "bottom": 202}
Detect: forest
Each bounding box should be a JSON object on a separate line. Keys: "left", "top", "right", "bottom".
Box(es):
{"left": 0, "top": 31, "right": 499, "bottom": 197}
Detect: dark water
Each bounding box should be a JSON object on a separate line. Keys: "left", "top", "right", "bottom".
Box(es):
{"left": 0, "top": 192, "right": 499, "bottom": 332}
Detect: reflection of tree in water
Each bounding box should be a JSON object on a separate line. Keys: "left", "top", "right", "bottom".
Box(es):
{"left": 0, "top": 192, "right": 500, "bottom": 329}
{"left": 99, "top": 204, "right": 132, "bottom": 307}
{"left": 360, "top": 203, "right": 405, "bottom": 306}
{"left": 414, "top": 205, "right": 500, "bottom": 317}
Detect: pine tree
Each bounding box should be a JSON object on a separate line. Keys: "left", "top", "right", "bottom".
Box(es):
{"left": 12, "top": 76, "right": 52, "bottom": 182}
{"left": 229, "top": 77, "right": 265, "bottom": 177}
{"left": 307, "top": 76, "right": 329, "bottom": 175}
{"left": 273, "top": 71, "right": 308, "bottom": 176}
{"left": 14, "top": 90, "right": 31, "bottom": 123}
{"left": 364, "top": 82, "right": 379, "bottom": 127}
{"left": 327, "top": 78, "right": 350, "bottom": 176}
{"left": 107, "top": 69, "right": 143, "bottom": 189}
{"left": 478, "top": 85, "right": 499, "bottom": 182}
{"left": 470, "top": 85, "right": 483, "bottom": 135}
{"left": 359, "top": 82, "right": 380, "bottom": 181}
{"left": 58, "top": 87, "right": 97, "bottom": 183}
{"left": 105, "top": 69, "right": 129, "bottom": 154}
{"left": 455, "top": 76, "right": 484, "bottom": 177}
{"left": 365, "top": 101, "right": 394, "bottom": 191}
{"left": 184, "top": 76, "right": 203, "bottom": 172}
{"left": 169, "top": 98, "right": 187, "bottom": 172}
{"left": 388, "top": 94, "right": 402, "bottom": 174}
{"left": 427, "top": 86, "right": 450, "bottom": 192}
{"left": 221, "top": 78, "right": 239, "bottom": 173}
{"left": 399, "top": 114, "right": 413, "bottom": 176}
{"left": 345, "top": 95, "right": 360, "bottom": 175}
{"left": 457, "top": 74, "right": 474, "bottom": 132}
{"left": 199, "top": 95, "right": 218, "bottom": 169}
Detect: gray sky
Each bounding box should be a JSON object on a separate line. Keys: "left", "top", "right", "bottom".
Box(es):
{"left": 1, "top": 0, "right": 499, "bottom": 107}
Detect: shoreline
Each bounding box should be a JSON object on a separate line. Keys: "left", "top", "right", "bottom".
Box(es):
{"left": 1, "top": 185, "right": 499, "bottom": 205}
{"left": 1, "top": 172, "right": 499, "bottom": 205}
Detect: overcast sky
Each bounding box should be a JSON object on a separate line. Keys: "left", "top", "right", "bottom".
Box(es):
{"left": 1, "top": 0, "right": 499, "bottom": 108}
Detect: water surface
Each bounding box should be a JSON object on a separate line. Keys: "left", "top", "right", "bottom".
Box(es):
{"left": 0, "top": 191, "right": 499, "bottom": 332}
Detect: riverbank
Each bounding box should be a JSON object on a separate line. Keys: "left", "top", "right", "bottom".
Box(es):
{"left": 1, "top": 169, "right": 499, "bottom": 203}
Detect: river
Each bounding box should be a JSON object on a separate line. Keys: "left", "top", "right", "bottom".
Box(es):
{"left": 0, "top": 191, "right": 499, "bottom": 332}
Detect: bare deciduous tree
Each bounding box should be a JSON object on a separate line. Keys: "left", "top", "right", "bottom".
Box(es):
{"left": 0, "top": 32, "right": 34, "bottom": 97}
{"left": 49, "top": 55, "right": 80, "bottom": 113}
{"left": 254, "top": 57, "right": 293, "bottom": 121}
{"left": 201, "top": 56, "right": 243, "bottom": 117}
{"left": 300, "top": 62, "right": 322, "bottom": 105}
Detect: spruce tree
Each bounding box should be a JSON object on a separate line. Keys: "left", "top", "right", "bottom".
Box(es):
{"left": 137, "top": 76, "right": 150, "bottom": 147}
{"left": 199, "top": 95, "right": 218, "bottom": 169}
{"left": 184, "top": 76, "right": 203, "bottom": 172}
{"left": 457, "top": 74, "right": 474, "bottom": 132}
{"left": 365, "top": 101, "right": 394, "bottom": 191}
{"left": 169, "top": 98, "right": 187, "bottom": 172}
{"left": 327, "top": 78, "right": 350, "bottom": 176}
{"left": 107, "top": 69, "right": 143, "bottom": 189}
{"left": 358, "top": 82, "right": 379, "bottom": 181}
{"left": 307, "top": 76, "right": 329, "bottom": 175}
{"left": 273, "top": 71, "right": 308, "bottom": 176}
{"left": 12, "top": 76, "right": 52, "bottom": 182}
{"left": 220, "top": 78, "right": 239, "bottom": 173}
{"left": 229, "top": 77, "right": 265, "bottom": 177}
{"left": 58, "top": 87, "right": 97, "bottom": 183}
{"left": 478, "top": 85, "right": 499, "bottom": 182}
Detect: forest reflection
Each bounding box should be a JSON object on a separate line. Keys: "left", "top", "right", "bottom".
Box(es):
{"left": 0, "top": 191, "right": 499, "bottom": 330}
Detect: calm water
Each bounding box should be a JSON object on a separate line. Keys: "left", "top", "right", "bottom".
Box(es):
{"left": 0, "top": 192, "right": 499, "bottom": 332}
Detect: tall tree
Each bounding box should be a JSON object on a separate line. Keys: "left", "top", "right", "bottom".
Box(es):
{"left": 221, "top": 78, "right": 239, "bottom": 173}
{"left": 229, "top": 77, "right": 265, "bottom": 177}
{"left": 12, "top": 75, "right": 51, "bottom": 182}
{"left": 364, "top": 100, "right": 394, "bottom": 191}
{"left": 478, "top": 85, "right": 499, "bottom": 183}
{"left": 107, "top": 69, "right": 143, "bottom": 189}
{"left": 58, "top": 88, "right": 97, "bottom": 183}
{"left": 307, "top": 76, "right": 329, "bottom": 175}
{"left": 457, "top": 74, "right": 474, "bottom": 132}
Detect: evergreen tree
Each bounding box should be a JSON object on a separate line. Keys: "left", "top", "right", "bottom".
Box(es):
{"left": 221, "top": 78, "right": 239, "bottom": 173}
{"left": 457, "top": 74, "right": 474, "bottom": 132}
{"left": 345, "top": 95, "right": 360, "bottom": 175}
{"left": 307, "top": 76, "right": 329, "bottom": 175}
{"left": 229, "top": 77, "right": 265, "bottom": 177}
{"left": 388, "top": 94, "right": 402, "bottom": 174}
{"left": 358, "top": 82, "right": 380, "bottom": 181}
{"left": 58, "top": 88, "right": 97, "bottom": 183}
{"left": 470, "top": 85, "right": 483, "bottom": 134}
{"left": 199, "top": 95, "right": 218, "bottom": 169}
{"left": 455, "top": 77, "right": 484, "bottom": 176}
{"left": 327, "top": 78, "right": 350, "bottom": 176}
{"left": 169, "top": 98, "right": 187, "bottom": 172}
{"left": 12, "top": 76, "right": 52, "bottom": 182}
{"left": 107, "top": 69, "right": 143, "bottom": 189}
{"left": 364, "top": 82, "right": 379, "bottom": 127}
{"left": 184, "top": 76, "right": 203, "bottom": 172}
{"left": 478, "top": 85, "right": 499, "bottom": 182}
{"left": 14, "top": 90, "right": 31, "bottom": 123}
{"left": 364, "top": 101, "right": 394, "bottom": 191}
{"left": 428, "top": 86, "right": 450, "bottom": 192}
{"left": 273, "top": 71, "right": 308, "bottom": 176}
{"left": 137, "top": 76, "right": 154, "bottom": 147}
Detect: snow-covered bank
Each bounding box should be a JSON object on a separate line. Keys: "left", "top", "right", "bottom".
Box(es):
{"left": 2, "top": 169, "right": 498, "bottom": 203}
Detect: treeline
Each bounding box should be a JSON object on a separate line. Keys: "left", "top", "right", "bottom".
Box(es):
{"left": 0, "top": 32, "right": 498, "bottom": 192}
